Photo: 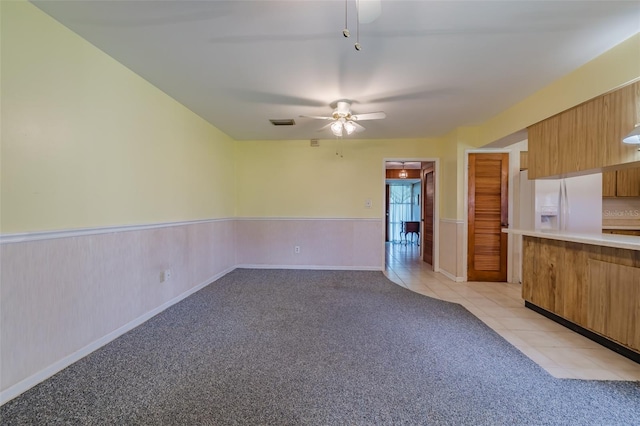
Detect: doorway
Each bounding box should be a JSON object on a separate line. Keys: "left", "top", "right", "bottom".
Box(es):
{"left": 384, "top": 159, "right": 438, "bottom": 271}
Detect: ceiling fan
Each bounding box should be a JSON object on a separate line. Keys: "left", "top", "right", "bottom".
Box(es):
{"left": 300, "top": 100, "right": 386, "bottom": 137}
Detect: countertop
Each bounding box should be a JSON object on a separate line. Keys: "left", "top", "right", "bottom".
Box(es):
{"left": 502, "top": 228, "right": 640, "bottom": 251}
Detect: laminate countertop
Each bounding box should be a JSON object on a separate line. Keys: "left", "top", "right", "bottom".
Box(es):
{"left": 502, "top": 228, "right": 640, "bottom": 251}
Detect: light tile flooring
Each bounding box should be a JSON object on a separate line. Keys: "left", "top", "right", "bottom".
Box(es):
{"left": 384, "top": 242, "right": 640, "bottom": 381}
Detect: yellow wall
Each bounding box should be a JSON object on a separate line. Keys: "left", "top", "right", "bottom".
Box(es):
{"left": 439, "top": 132, "right": 459, "bottom": 220}
{"left": 235, "top": 138, "right": 444, "bottom": 218}
{"left": 3, "top": 1, "right": 638, "bottom": 231}
{"left": 1, "top": 1, "right": 236, "bottom": 233}
{"left": 478, "top": 33, "right": 640, "bottom": 146}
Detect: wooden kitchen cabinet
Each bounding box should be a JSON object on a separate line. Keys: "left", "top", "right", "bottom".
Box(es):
{"left": 587, "top": 259, "right": 640, "bottom": 350}
{"left": 616, "top": 168, "right": 640, "bottom": 196}
{"left": 528, "top": 115, "right": 560, "bottom": 178}
{"left": 528, "top": 81, "right": 640, "bottom": 179}
{"left": 602, "top": 168, "right": 640, "bottom": 197}
{"left": 603, "top": 82, "right": 640, "bottom": 165}
{"left": 603, "top": 171, "right": 617, "bottom": 197}
{"left": 519, "top": 151, "right": 529, "bottom": 171}
{"left": 557, "top": 96, "right": 604, "bottom": 173}
{"left": 522, "top": 235, "right": 640, "bottom": 354}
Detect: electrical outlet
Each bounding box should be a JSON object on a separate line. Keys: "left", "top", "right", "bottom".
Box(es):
{"left": 160, "top": 269, "right": 172, "bottom": 282}
{"left": 294, "top": 246, "right": 301, "bottom": 254}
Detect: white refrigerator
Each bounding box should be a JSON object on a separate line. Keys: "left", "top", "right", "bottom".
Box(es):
{"left": 520, "top": 171, "right": 602, "bottom": 233}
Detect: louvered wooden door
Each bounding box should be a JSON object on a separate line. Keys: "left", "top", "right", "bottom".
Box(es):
{"left": 467, "top": 153, "right": 509, "bottom": 282}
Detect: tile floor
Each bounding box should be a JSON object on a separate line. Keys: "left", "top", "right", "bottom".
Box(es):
{"left": 384, "top": 242, "right": 640, "bottom": 381}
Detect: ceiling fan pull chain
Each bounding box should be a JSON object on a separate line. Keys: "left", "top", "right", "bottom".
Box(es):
{"left": 342, "top": 0, "right": 350, "bottom": 37}
{"left": 355, "top": 0, "right": 362, "bottom": 50}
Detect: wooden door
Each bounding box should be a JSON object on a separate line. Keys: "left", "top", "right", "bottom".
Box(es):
{"left": 385, "top": 184, "right": 390, "bottom": 241}
{"left": 468, "top": 153, "right": 508, "bottom": 282}
{"left": 422, "top": 167, "right": 434, "bottom": 266}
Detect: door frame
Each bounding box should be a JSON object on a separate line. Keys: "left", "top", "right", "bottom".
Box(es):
{"left": 463, "top": 149, "right": 512, "bottom": 282}
{"left": 382, "top": 157, "right": 440, "bottom": 272}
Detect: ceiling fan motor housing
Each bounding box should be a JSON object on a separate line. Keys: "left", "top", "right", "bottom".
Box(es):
{"left": 334, "top": 101, "right": 352, "bottom": 119}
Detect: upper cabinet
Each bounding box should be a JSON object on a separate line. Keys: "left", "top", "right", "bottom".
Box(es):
{"left": 528, "top": 81, "right": 640, "bottom": 179}
{"left": 604, "top": 168, "right": 640, "bottom": 197}
{"left": 527, "top": 115, "right": 560, "bottom": 178}
{"left": 603, "top": 171, "right": 617, "bottom": 197}
{"left": 519, "top": 151, "right": 529, "bottom": 171}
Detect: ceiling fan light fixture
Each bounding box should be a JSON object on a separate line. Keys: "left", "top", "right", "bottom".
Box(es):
{"left": 344, "top": 120, "right": 356, "bottom": 135}
{"left": 331, "top": 120, "right": 343, "bottom": 136}
{"left": 301, "top": 99, "right": 385, "bottom": 136}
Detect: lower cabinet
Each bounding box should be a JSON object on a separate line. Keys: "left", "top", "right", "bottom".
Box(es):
{"left": 587, "top": 259, "right": 640, "bottom": 350}
{"left": 522, "top": 236, "right": 640, "bottom": 353}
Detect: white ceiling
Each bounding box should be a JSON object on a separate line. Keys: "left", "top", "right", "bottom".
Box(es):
{"left": 32, "top": 1, "right": 640, "bottom": 141}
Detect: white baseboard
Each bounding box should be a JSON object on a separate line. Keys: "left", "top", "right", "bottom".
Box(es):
{"left": 236, "top": 264, "right": 384, "bottom": 272}
{"left": 0, "top": 266, "right": 236, "bottom": 406}
{"left": 438, "top": 268, "right": 465, "bottom": 283}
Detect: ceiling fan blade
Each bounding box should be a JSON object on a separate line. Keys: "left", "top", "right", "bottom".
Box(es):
{"left": 316, "top": 123, "right": 335, "bottom": 132}
{"left": 299, "top": 115, "right": 334, "bottom": 121}
{"left": 351, "top": 112, "right": 386, "bottom": 121}
{"left": 365, "top": 88, "right": 455, "bottom": 104}
{"left": 226, "top": 89, "right": 326, "bottom": 107}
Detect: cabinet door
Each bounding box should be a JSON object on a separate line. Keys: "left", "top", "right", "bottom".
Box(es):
{"left": 587, "top": 259, "right": 640, "bottom": 351}
{"left": 522, "top": 236, "right": 558, "bottom": 312}
{"left": 557, "top": 108, "right": 579, "bottom": 174}
{"left": 602, "top": 171, "right": 617, "bottom": 197}
{"left": 616, "top": 168, "right": 640, "bottom": 197}
{"left": 558, "top": 97, "right": 604, "bottom": 175}
{"left": 528, "top": 115, "right": 559, "bottom": 179}
{"left": 519, "top": 151, "right": 528, "bottom": 171}
{"left": 529, "top": 94, "right": 608, "bottom": 178}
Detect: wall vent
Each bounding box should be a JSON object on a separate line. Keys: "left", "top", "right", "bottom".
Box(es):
{"left": 269, "top": 119, "right": 296, "bottom": 126}
{"left": 310, "top": 139, "right": 319, "bottom": 147}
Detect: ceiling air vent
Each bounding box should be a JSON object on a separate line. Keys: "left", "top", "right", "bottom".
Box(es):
{"left": 269, "top": 118, "right": 296, "bottom": 126}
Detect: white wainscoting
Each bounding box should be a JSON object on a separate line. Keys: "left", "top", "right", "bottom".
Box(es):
{"left": 1, "top": 217, "right": 385, "bottom": 404}
{"left": 0, "top": 219, "right": 236, "bottom": 404}
{"left": 235, "top": 218, "right": 384, "bottom": 271}
{"left": 438, "top": 219, "right": 465, "bottom": 282}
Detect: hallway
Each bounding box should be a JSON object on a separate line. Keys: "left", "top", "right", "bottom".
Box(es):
{"left": 384, "top": 242, "right": 640, "bottom": 381}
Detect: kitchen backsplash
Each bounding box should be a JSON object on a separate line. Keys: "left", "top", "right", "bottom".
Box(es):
{"left": 602, "top": 197, "right": 640, "bottom": 227}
